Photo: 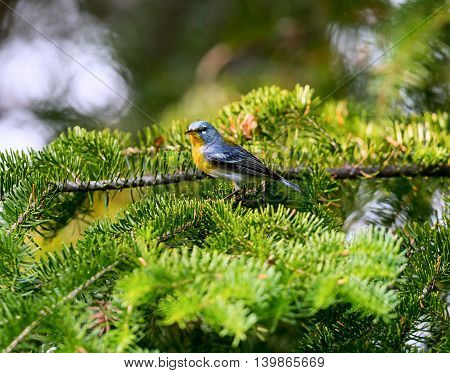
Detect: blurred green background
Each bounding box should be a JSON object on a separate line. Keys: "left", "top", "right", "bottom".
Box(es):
{"left": 0, "top": 0, "right": 448, "bottom": 150}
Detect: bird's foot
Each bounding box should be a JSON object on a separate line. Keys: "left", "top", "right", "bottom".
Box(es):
{"left": 223, "top": 189, "right": 240, "bottom": 200}
{"left": 224, "top": 182, "right": 242, "bottom": 201}
{"left": 258, "top": 181, "right": 267, "bottom": 205}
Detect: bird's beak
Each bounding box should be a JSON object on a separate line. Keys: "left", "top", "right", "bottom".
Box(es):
{"left": 185, "top": 130, "right": 195, "bottom": 135}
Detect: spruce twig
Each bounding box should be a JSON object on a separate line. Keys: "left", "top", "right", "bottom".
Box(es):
{"left": 6, "top": 186, "right": 56, "bottom": 235}
{"left": 4, "top": 261, "right": 118, "bottom": 353}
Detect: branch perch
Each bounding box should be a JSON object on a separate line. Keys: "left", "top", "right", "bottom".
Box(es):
{"left": 55, "top": 164, "right": 449, "bottom": 193}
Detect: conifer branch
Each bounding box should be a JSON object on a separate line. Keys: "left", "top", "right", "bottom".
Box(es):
{"left": 2, "top": 198, "right": 205, "bottom": 352}
{"left": 57, "top": 169, "right": 205, "bottom": 193}
{"left": 121, "top": 145, "right": 184, "bottom": 156}
{"left": 54, "top": 164, "right": 449, "bottom": 193}
{"left": 6, "top": 186, "right": 56, "bottom": 235}
{"left": 317, "top": 164, "right": 449, "bottom": 179}
{"left": 3, "top": 261, "right": 119, "bottom": 353}
{"left": 157, "top": 218, "right": 199, "bottom": 243}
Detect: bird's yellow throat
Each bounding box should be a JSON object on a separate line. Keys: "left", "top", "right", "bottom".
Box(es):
{"left": 188, "top": 133, "right": 213, "bottom": 173}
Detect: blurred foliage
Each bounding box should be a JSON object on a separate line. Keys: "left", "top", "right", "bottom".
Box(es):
{"left": 0, "top": 0, "right": 448, "bottom": 136}
{"left": 73, "top": 0, "right": 450, "bottom": 127}
{"left": 371, "top": 0, "right": 449, "bottom": 112}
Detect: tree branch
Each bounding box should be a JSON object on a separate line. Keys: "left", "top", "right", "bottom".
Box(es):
{"left": 55, "top": 164, "right": 449, "bottom": 193}
{"left": 4, "top": 261, "right": 118, "bottom": 353}
{"left": 58, "top": 169, "right": 205, "bottom": 193}
{"left": 308, "top": 164, "right": 449, "bottom": 180}
{"left": 3, "top": 210, "right": 208, "bottom": 352}
{"left": 6, "top": 186, "right": 56, "bottom": 235}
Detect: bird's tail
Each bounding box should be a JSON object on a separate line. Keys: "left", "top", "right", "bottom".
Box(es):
{"left": 280, "top": 177, "right": 302, "bottom": 193}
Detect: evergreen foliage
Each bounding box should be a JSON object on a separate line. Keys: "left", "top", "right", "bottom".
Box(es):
{"left": 0, "top": 85, "right": 448, "bottom": 352}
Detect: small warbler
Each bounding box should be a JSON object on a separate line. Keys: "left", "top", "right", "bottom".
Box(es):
{"left": 185, "top": 121, "right": 301, "bottom": 193}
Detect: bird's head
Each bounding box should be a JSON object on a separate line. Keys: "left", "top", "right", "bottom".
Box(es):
{"left": 185, "top": 121, "right": 221, "bottom": 145}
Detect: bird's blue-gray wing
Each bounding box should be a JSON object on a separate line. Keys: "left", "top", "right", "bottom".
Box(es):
{"left": 203, "top": 143, "right": 280, "bottom": 180}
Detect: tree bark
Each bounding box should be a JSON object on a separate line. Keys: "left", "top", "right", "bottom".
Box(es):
{"left": 56, "top": 164, "right": 449, "bottom": 193}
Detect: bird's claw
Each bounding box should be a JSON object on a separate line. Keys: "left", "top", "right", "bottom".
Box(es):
{"left": 223, "top": 189, "right": 240, "bottom": 200}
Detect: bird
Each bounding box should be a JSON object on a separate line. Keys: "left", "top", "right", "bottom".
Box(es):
{"left": 185, "top": 120, "right": 302, "bottom": 196}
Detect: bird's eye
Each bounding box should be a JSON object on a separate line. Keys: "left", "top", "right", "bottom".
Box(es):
{"left": 200, "top": 127, "right": 207, "bottom": 132}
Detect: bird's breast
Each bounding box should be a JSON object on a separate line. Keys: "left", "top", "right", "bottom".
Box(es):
{"left": 191, "top": 144, "right": 214, "bottom": 174}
